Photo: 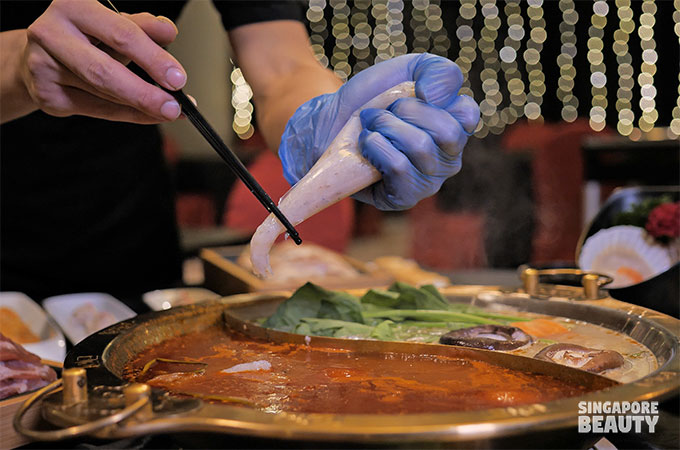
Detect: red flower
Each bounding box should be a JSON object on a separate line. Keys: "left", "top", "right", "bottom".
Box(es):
{"left": 645, "top": 201, "right": 680, "bottom": 241}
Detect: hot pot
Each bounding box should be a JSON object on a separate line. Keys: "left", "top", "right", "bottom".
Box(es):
{"left": 14, "top": 273, "right": 679, "bottom": 446}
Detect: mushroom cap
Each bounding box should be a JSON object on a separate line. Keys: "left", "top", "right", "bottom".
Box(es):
{"left": 439, "top": 325, "right": 533, "bottom": 351}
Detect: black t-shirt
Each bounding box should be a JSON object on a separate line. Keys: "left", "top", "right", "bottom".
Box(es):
{"left": 0, "top": 1, "right": 303, "bottom": 300}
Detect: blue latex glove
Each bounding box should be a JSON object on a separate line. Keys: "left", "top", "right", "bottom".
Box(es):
{"left": 278, "top": 53, "right": 480, "bottom": 210}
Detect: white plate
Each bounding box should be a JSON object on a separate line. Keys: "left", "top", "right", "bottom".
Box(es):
{"left": 43, "top": 293, "right": 136, "bottom": 344}
{"left": 0, "top": 292, "right": 66, "bottom": 362}
{"left": 579, "top": 225, "right": 673, "bottom": 288}
{"left": 143, "top": 287, "right": 220, "bottom": 311}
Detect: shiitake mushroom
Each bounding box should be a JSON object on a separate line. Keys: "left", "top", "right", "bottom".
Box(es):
{"left": 439, "top": 325, "right": 533, "bottom": 350}
{"left": 534, "top": 343, "right": 625, "bottom": 373}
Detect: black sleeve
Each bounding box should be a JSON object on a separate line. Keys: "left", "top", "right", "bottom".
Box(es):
{"left": 211, "top": 0, "right": 305, "bottom": 31}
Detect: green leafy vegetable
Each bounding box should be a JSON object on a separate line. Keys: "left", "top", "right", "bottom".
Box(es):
{"left": 360, "top": 289, "right": 401, "bottom": 308}
{"left": 613, "top": 195, "right": 673, "bottom": 228}
{"left": 363, "top": 309, "right": 500, "bottom": 324}
{"left": 370, "top": 320, "right": 395, "bottom": 340}
{"left": 264, "top": 282, "right": 364, "bottom": 332}
{"left": 398, "top": 321, "right": 474, "bottom": 329}
{"left": 460, "top": 306, "right": 531, "bottom": 323}
{"left": 294, "top": 318, "right": 373, "bottom": 338}
{"left": 261, "top": 281, "right": 531, "bottom": 343}
{"left": 383, "top": 282, "right": 451, "bottom": 310}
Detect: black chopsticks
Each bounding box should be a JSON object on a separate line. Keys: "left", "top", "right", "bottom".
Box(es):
{"left": 167, "top": 89, "right": 302, "bottom": 245}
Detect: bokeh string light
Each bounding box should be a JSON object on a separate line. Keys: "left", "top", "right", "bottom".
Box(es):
{"left": 524, "top": 0, "right": 546, "bottom": 123}
{"left": 387, "top": 0, "right": 407, "bottom": 60}
{"left": 330, "top": 0, "right": 352, "bottom": 81}
{"left": 500, "top": 0, "right": 525, "bottom": 129}
{"left": 410, "top": 0, "right": 431, "bottom": 54}
{"left": 637, "top": 0, "right": 657, "bottom": 134}
{"left": 614, "top": 0, "right": 635, "bottom": 137}
{"left": 427, "top": 0, "right": 450, "bottom": 58}
{"left": 230, "top": 67, "right": 254, "bottom": 140}
{"left": 588, "top": 0, "right": 608, "bottom": 132}
{"left": 371, "top": 0, "right": 389, "bottom": 63}
{"left": 672, "top": 0, "right": 680, "bottom": 138}
{"left": 557, "top": 0, "right": 579, "bottom": 124}
{"left": 308, "top": 0, "right": 330, "bottom": 69}
{"left": 350, "top": 0, "right": 372, "bottom": 74}
{"left": 455, "top": 0, "right": 477, "bottom": 101}
{"left": 477, "top": 0, "right": 502, "bottom": 138}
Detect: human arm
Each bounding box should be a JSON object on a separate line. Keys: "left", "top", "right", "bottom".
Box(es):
{"left": 1, "top": 0, "right": 187, "bottom": 124}
{"left": 228, "top": 20, "right": 342, "bottom": 152}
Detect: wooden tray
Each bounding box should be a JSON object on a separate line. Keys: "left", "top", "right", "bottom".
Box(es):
{"left": 200, "top": 245, "right": 394, "bottom": 295}
{"left": 0, "top": 360, "right": 61, "bottom": 449}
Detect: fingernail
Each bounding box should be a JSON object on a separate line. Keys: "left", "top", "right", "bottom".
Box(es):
{"left": 161, "top": 100, "right": 181, "bottom": 120}
{"left": 165, "top": 67, "right": 186, "bottom": 90}
{"left": 156, "top": 15, "right": 178, "bottom": 34}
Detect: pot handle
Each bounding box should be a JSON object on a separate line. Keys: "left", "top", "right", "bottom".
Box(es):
{"left": 520, "top": 267, "right": 613, "bottom": 299}
{"left": 14, "top": 378, "right": 150, "bottom": 441}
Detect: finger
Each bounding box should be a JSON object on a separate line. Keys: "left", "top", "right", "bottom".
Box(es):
{"left": 337, "top": 53, "right": 462, "bottom": 113}
{"left": 45, "top": 85, "right": 166, "bottom": 124}
{"left": 357, "top": 129, "right": 430, "bottom": 211}
{"left": 445, "top": 95, "right": 480, "bottom": 135}
{"left": 360, "top": 108, "right": 448, "bottom": 177}
{"left": 68, "top": 1, "right": 186, "bottom": 90}
{"left": 386, "top": 98, "right": 469, "bottom": 157}
{"left": 412, "top": 54, "right": 463, "bottom": 108}
{"left": 57, "top": 67, "right": 126, "bottom": 105}
{"left": 21, "top": 41, "right": 126, "bottom": 113}
{"left": 29, "top": 25, "right": 181, "bottom": 120}
{"left": 95, "top": 14, "right": 177, "bottom": 66}
{"left": 95, "top": 44, "right": 131, "bottom": 66}
{"left": 123, "top": 13, "right": 178, "bottom": 47}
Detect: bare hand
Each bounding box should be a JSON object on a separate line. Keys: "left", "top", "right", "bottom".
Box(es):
{"left": 21, "top": 0, "right": 186, "bottom": 123}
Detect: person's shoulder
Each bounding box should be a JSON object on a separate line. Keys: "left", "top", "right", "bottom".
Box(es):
{"left": 212, "top": 0, "right": 305, "bottom": 31}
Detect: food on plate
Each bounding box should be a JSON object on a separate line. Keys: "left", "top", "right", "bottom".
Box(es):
{"left": 70, "top": 302, "right": 117, "bottom": 335}
{"left": 143, "top": 288, "right": 220, "bottom": 311}
{"left": 164, "top": 290, "right": 218, "bottom": 307}
{"left": 124, "top": 326, "right": 609, "bottom": 414}
{"left": 581, "top": 194, "right": 680, "bottom": 289}
{"left": 369, "top": 256, "right": 450, "bottom": 287}
{"left": 535, "top": 343, "right": 625, "bottom": 374}
{"left": 579, "top": 225, "right": 673, "bottom": 288}
{"left": 0, "top": 333, "right": 56, "bottom": 399}
{"left": 0, "top": 307, "right": 40, "bottom": 344}
{"left": 260, "top": 282, "right": 656, "bottom": 383}
{"left": 249, "top": 82, "right": 416, "bottom": 277}
{"left": 439, "top": 325, "right": 532, "bottom": 350}
{"left": 238, "top": 241, "right": 361, "bottom": 283}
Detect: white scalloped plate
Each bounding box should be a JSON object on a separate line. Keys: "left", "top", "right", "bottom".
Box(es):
{"left": 579, "top": 225, "right": 673, "bottom": 288}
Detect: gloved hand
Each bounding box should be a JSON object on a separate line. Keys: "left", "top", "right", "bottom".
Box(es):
{"left": 278, "top": 53, "right": 480, "bottom": 210}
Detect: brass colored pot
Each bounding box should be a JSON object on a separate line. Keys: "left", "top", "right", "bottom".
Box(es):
{"left": 14, "top": 285, "right": 680, "bottom": 446}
